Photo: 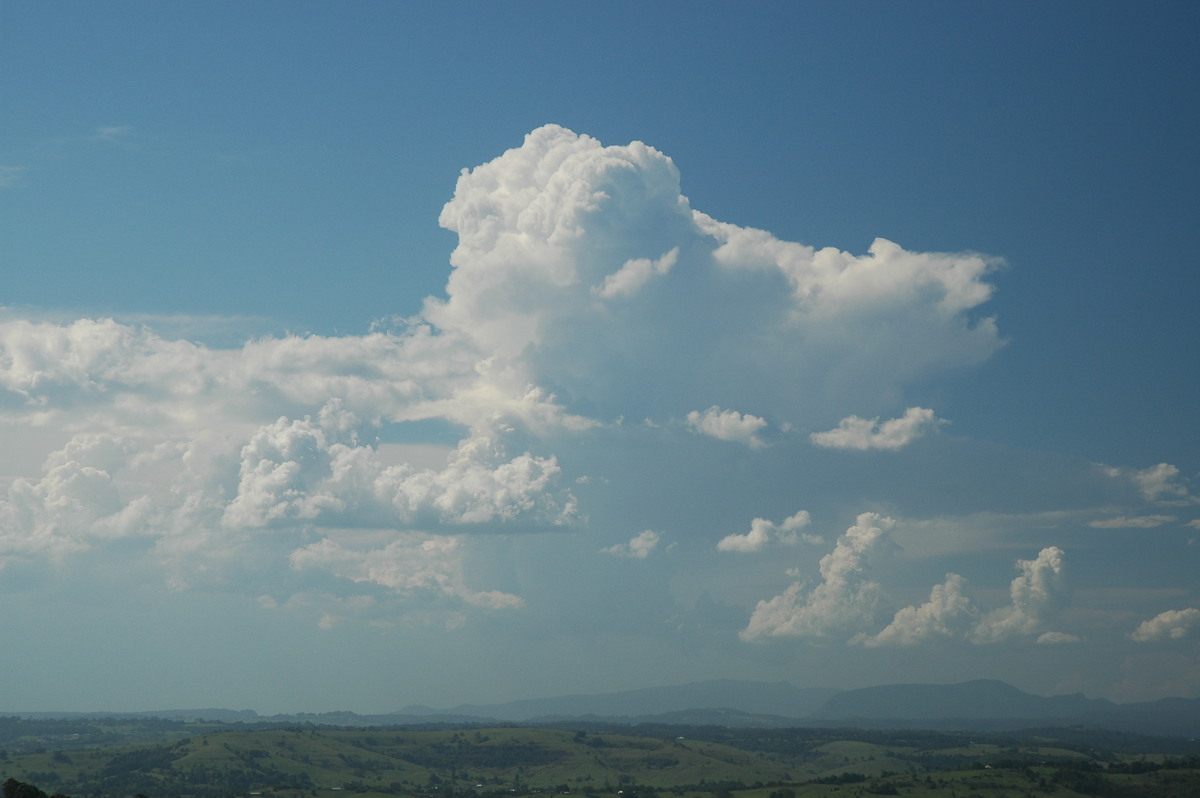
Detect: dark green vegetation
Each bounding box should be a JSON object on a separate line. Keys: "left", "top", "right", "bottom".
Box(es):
{"left": 2, "top": 717, "right": 1198, "bottom": 798}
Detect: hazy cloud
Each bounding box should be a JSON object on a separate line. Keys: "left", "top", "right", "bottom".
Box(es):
{"left": 601, "top": 530, "right": 661, "bottom": 559}
{"left": 1130, "top": 608, "right": 1200, "bottom": 642}
{"left": 1089, "top": 514, "right": 1177, "bottom": 529}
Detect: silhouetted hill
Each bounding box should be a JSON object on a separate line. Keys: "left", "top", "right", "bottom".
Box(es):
{"left": 402, "top": 679, "right": 840, "bottom": 722}
{"left": 810, "top": 678, "right": 1108, "bottom": 720}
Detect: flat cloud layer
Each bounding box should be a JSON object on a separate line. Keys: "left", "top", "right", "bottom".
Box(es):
{"left": 0, "top": 126, "right": 1196, "bottom": 702}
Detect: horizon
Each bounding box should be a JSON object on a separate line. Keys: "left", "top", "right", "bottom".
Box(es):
{"left": 1, "top": 1, "right": 1198, "bottom": 715}
{"left": 0, "top": 675, "right": 1181, "bottom": 718}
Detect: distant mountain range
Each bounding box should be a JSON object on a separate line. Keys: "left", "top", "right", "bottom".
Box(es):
{"left": 12, "top": 679, "right": 1200, "bottom": 738}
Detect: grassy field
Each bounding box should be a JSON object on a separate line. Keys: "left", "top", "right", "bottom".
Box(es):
{"left": 2, "top": 720, "right": 1199, "bottom": 798}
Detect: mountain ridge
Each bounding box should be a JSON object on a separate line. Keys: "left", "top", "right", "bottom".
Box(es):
{"left": 9, "top": 678, "right": 1198, "bottom": 737}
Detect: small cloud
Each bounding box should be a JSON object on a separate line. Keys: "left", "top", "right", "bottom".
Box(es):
{"left": 0, "top": 166, "right": 25, "bottom": 188}
{"left": 686, "top": 405, "right": 768, "bottom": 448}
{"left": 601, "top": 529, "right": 661, "bottom": 559}
{"left": 1089, "top": 514, "right": 1177, "bottom": 529}
{"left": 1188, "top": 519, "right": 1200, "bottom": 530}
{"left": 1036, "top": 631, "right": 1082, "bottom": 644}
{"left": 1128, "top": 463, "right": 1193, "bottom": 504}
{"left": 718, "top": 510, "right": 814, "bottom": 552}
{"left": 810, "top": 406, "right": 943, "bottom": 451}
{"left": 93, "top": 125, "right": 134, "bottom": 143}
{"left": 1130, "top": 607, "right": 1200, "bottom": 642}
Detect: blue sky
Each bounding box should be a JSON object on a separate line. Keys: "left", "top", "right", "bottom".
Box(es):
{"left": 1, "top": 1, "right": 1198, "bottom": 714}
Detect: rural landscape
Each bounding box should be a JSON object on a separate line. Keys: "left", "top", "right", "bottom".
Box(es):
{"left": 4, "top": 680, "right": 1200, "bottom": 798}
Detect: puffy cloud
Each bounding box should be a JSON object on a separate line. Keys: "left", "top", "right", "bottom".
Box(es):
{"left": 1130, "top": 463, "right": 1193, "bottom": 504}
{"left": 223, "top": 401, "right": 574, "bottom": 531}
{"left": 718, "top": 510, "right": 815, "bottom": 552}
{"left": 1088, "top": 514, "right": 1177, "bottom": 529}
{"left": 741, "top": 513, "right": 894, "bottom": 640}
{"left": 686, "top": 406, "right": 768, "bottom": 448}
{"left": 858, "top": 573, "right": 979, "bottom": 647}
{"left": 971, "top": 546, "right": 1070, "bottom": 643}
{"left": 810, "top": 406, "right": 943, "bottom": 451}
{"left": 1130, "top": 608, "right": 1200, "bottom": 642}
{"left": 601, "top": 530, "right": 661, "bottom": 559}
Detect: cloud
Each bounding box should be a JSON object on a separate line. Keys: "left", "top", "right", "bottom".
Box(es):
{"left": 223, "top": 401, "right": 575, "bottom": 531}
{"left": 1130, "top": 608, "right": 1200, "bottom": 642}
{"left": 1088, "top": 514, "right": 1177, "bottom": 529}
{"left": 93, "top": 125, "right": 134, "bottom": 143}
{"left": 810, "top": 406, "right": 943, "bottom": 451}
{"left": 971, "top": 546, "right": 1070, "bottom": 643}
{"left": 1117, "top": 462, "right": 1194, "bottom": 504}
{"left": 686, "top": 406, "right": 768, "bottom": 448}
{"left": 858, "top": 573, "right": 979, "bottom": 647}
{"left": 0, "top": 125, "right": 1009, "bottom": 632}
{"left": 718, "top": 510, "right": 815, "bottom": 552}
{"left": 741, "top": 513, "right": 895, "bottom": 640}
{"left": 0, "top": 166, "right": 24, "bottom": 188}
{"left": 426, "top": 125, "right": 1003, "bottom": 424}
{"left": 289, "top": 534, "right": 524, "bottom": 613}
{"left": 601, "top": 529, "right": 661, "bottom": 559}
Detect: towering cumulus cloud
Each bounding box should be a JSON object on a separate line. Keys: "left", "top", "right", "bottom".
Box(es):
{"left": 427, "top": 125, "right": 1003, "bottom": 423}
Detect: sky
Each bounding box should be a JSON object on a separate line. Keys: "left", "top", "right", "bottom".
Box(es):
{"left": 1, "top": 1, "right": 1198, "bottom": 715}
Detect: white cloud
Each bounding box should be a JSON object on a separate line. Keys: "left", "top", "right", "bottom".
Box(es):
{"left": 0, "top": 125, "right": 1013, "bottom": 635}
{"left": 718, "top": 510, "right": 814, "bottom": 552}
{"left": 741, "top": 513, "right": 894, "bottom": 640}
{"left": 971, "top": 546, "right": 1070, "bottom": 643}
{"left": 1130, "top": 463, "right": 1193, "bottom": 504}
{"left": 601, "top": 529, "right": 661, "bottom": 559}
{"left": 1089, "top": 514, "right": 1177, "bottom": 529}
{"left": 858, "top": 573, "right": 978, "bottom": 647}
{"left": 425, "top": 125, "right": 1002, "bottom": 425}
{"left": 810, "top": 406, "right": 943, "bottom": 451}
{"left": 1130, "top": 608, "right": 1200, "bottom": 642}
{"left": 686, "top": 406, "right": 768, "bottom": 448}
